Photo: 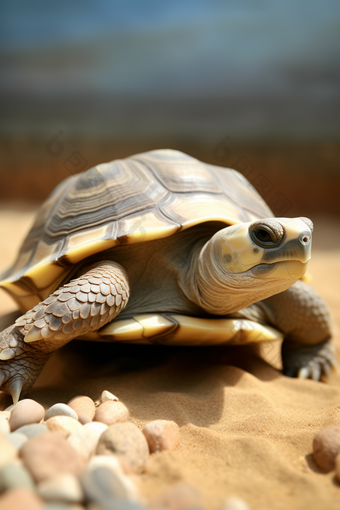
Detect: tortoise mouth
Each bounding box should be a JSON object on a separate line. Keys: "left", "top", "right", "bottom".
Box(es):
{"left": 250, "top": 260, "right": 308, "bottom": 278}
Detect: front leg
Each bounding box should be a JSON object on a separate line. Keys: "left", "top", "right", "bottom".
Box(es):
{"left": 262, "top": 280, "right": 336, "bottom": 380}
{"left": 0, "top": 261, "right": 129, "bottom": 402}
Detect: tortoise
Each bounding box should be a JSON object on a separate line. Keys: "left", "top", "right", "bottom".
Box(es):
{"left": 0, "top": 149, "right": 335, "bottom": 403}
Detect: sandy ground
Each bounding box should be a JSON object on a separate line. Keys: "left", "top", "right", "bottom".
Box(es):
{"left": 0, "top": 203, "right": 340, "bottom": 510}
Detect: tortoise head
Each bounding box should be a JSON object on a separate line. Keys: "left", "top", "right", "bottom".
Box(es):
{"left": 189, "top": 217, "right": 313, "bottom": 315}
{"left": 220, "top": 217, "right": 313, "bottom": 279}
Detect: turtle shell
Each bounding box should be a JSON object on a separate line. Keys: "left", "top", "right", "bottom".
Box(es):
{"left": 0, "top": 149, "right": 272, "bottom": 312}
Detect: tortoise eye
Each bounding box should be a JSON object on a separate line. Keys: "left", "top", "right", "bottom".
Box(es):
{"left": 254, "top": 229, "right": 271, "bottom": 243}
{"left": 249, "top": 223, "right": 283, "bottom": 248}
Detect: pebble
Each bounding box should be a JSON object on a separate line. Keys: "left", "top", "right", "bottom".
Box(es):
{"left": 100, "top": 390, "right": 119, "bottom": 404}
{"left": 94, "top": 400, "right": 130, "bottom": 426}
{"left": 37, "top": 473, "right": 83, "bottom": 503}
{"left": 96, "top": 422, "right": 149, "bottom": 473}
{"left": 142, "top": 420, "right": 179, "bottom": 453}
{"left": 68, "top": 396, "right": 96, "bottom": 424}
{"left": 149, "top": 483, "right": 201, "bottom": 510}
{"left": 88, "top": 455, "right": 126, "bottom": 477}
{"left": 223, "top": 497, "right": 251, "bottom": 510}
{"left": 68, "top": 422, "right": 108, "bottom": 461}
{"left": 6, "top": 432, "right": 28, "bottom": 451}
{"left": 87, "top": 456, "right": 139, "bottom": 500}
{"left": 0, "top": 414, "right": 10, "bottom": 436}
{"left": 20, "top": 432, "right": 84, "bottom": 483}
{"left": 15, "top": 423, "right": 49, "bottom": 439}
{"left": 0, "top": 434, "right": 17, "bottom": 468}
{"left": 81, "top": 465, "right": 134, "bottom": 505}
{"left": 0, "top": 461, "right": 35, "bottom": 491}
{"left": 88, "top": 502, "right": 145, "bottom": 510}
{"left": 0, "top": 487, "right": 44, "bottom": 510}
{"left": 313, "top": 424, "right": 340, "bottom": 472}
{"left": 9, "top": 399, "right": 45, "bottom": 432}
{"left": 44, "top": 404, "right": 79, "bottom": 422}
{"left": 45, "top": 416, "right": 82, "bottom": 438}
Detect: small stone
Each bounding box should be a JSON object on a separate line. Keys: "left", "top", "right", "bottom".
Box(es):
{"left": 313, "top": 425, "right": 340, "bottom": 472}
{"left": 37, "top": 473, "right": 83, "bottom": 503}
{"left": 0, "top": 461, "right": 35, "bottom": 491}
{"left": 87, "top": 454, "right": 125, "bottom": 475}
{"left": 15, "top": 423, "right": 49, "bottom": 439}
{"left": 87, "top": 456, "right": 139, "bottom": 500}
{"left": 0, "top": 434, "right": 17, "bottom": 468}
{"left": 100, "top": 390, "right": 119, "bottom": 403}
{"left": 20, "top": 432, "right": 84, "bottom": 483}
{"left": 0, "top": 487, "right": 43, "bottom": 510}
{"left": 0, "top": 414, "right": 10, "bottom": 436}
{"left": 6, "top": 432, "right": 28, "bottom": 451}
{"left": 149, "top": 483, "right": 201, "bottom": 510}
{"left": 44, "top": 404, "right": 79, "bottom": 421}
{"left": 88, "top": 502, "right": 145, "bottom": 510}
{"left": 142, "top": 420, "right": 179, "bottom": 453}
{"left": 68, "top": 422, "right": 107, "bottom": 461}
{"left": 94, "top": 401, "right": 129, "bottom": 426}
{"left": 45, "top": 416, "right": 82, "bottom": 438}
{"left": 9, "top": 399, "right": 45, "bottom": 432}
{"left": 81, "top": 465, "right": 133, "bottom": 505}
{"left": 223, "top": 497, "right": 251, "bottom": 510}
{"left": 67, "top": 396, "right": 96, "bottom": 424}
{"left": 96, "top": 422, "right": 149, "bottom": 473}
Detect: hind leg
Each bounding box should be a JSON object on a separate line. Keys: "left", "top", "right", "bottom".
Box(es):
{"left": 0, "top": 261, "right": 129, "bottom": 402}
{"left": 262, "top": 280, "right": 336, "bottom": 380}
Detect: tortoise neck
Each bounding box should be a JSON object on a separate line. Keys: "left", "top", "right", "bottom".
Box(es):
{"left": 189, "top": 230, "right": 241, "bottom": 315}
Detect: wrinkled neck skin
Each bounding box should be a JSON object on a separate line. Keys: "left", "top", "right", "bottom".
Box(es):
{"left": 181, "top": 230, "right": 299, "bottom": 316}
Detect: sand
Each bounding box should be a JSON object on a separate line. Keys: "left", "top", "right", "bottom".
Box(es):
{"left": 0, "top": 203, "right": 340, "bottom": 510}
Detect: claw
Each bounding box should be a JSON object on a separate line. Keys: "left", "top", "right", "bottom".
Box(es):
{"left": 322, "top": 361, "right": 331, "bottom": 377}
{"left": 298, "top": 367, "right": 310, "bottom": 379}
{"left": 311, "top": 365, "right": 321, "bottom": 381}
{"left": 329, "top": 355, "right": 339, "bottom": 372}
{"left": 8, "top": 378, "right": 24, "bottom": 404}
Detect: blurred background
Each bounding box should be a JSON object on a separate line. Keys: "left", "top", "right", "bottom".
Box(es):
{"left": 0, "top": 0, "right": 339, "bottom": 214}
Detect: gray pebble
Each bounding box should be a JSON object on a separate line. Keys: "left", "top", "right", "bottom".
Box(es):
{"left": 44, "top": 403, "right": 79, "bottom": 421}
{"left": 15, "top": 423, "right": 49, "bottom": 438}
{"left": 101, "top": 502, "right": 147, "bottom": 510}
{"left": 6, "top": 432, "right": 28, "bottom": 450}
{"left": 0, "top": 461, "right": 35, "bottom": 491}
{"left": 81, "top": 465, "right": 130, "bottom": 504}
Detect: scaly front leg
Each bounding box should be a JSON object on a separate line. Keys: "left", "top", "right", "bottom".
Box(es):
{"left": 262, "top": 280, "right": 336, "bottom": 380}
{"left": 0, "top": 261, "right": 129, "bottom": 402}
